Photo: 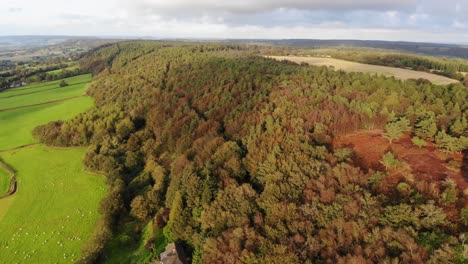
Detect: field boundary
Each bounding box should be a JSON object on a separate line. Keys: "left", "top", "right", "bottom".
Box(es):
{"left": 0, "top": 84, "right": 81, "bottom": 99}
{"left": 0, "top": 160, "right": 16, "bottom": 199}
{"left": 0, "top": 143, "right": 40, "bottom": 153}
{"left": 0, "top": 95, "right": 86, "bottom": 112}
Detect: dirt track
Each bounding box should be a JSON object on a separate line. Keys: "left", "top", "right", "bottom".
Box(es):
{"left": 0, "top": 160, "right": 16, "bottom": 199}
{"left": 0, "top": 95, "right": 85, "bottom": 112}
{"left": 0, "top": 143, "right": 40, "bottom": 153}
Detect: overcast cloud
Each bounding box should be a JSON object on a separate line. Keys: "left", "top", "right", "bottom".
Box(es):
{"left": 1, "top": 0, "right": 467, "bottom": 43}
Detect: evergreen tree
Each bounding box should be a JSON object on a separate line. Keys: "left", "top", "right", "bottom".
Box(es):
{"left": 166, "top": 191, "right": 186, "bottom": 241}
{"left": 384, "top": 117, "right": 411, "bottom": 143}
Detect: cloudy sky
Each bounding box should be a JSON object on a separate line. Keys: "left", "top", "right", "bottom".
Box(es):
{"left": 1, "top": 0, "right": 467, "bottom": 43}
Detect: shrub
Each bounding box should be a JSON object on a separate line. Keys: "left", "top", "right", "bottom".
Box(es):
{"left": 333, "top": 147, "right": 353, "bottom": 163}
{"left": 411, "top": 137, "right": 427, "bottom": 148}
{"left": 384, "top": 117, "right": 411, "bottom": 143}
{"left": 381, "top": 152, "right": 401, "bottom": 169}
{"left": 59, "top": 80, "right": 69, "bottom": 87}
{"left": 435, "top": 131, "right": 465, "bottom": 153}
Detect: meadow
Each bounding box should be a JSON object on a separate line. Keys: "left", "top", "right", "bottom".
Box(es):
{"left": 0, "top": 74, "right": 91, "bottom": 110}
{"left": 0, "top": 146, "right": 106, "bottom": 263}
{"left": 0, "top": 74, "right": 90, "bottom": 98}
{"left": 268, "top": 56, "right": 459, "bottom": 85}
{"left": 0, "top": 97, "right": 93, "bottom": 150}
{"left": 0, "top": 74, "right": 106, "bottom": 263}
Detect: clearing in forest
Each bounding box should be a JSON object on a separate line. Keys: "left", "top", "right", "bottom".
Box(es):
{"left": 268, "top": 56, "right": 459, "bottom": 85}
{"left": 334, "top": 130, "right": 466, "bottom": 192}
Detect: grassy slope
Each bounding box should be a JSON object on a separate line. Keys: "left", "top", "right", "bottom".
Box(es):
{"left": 0, "top": 97, "right": 93, "bottom": 150}
{"left": 0, "top": 165, "right": 9, "bottom": 195}
{"left": 0, "top": 74, "right": 91, "bottom": 99}
{"left": 0, "top": 74, "right": 106, "bottom": 263}
{"left": 104, "top": 221, "right": 166, "bottom": 264}
{"left": 0, "top": 146, "right": 106, "bottom": 263}
{"left": 0, "top": 75, "right": 91, "bottom": 110}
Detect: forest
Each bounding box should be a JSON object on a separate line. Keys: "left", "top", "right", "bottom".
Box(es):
{"left": 33, "top": 41, "right": 468, "bottom": 263}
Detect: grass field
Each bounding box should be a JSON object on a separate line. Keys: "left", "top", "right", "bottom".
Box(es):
{"left": 0, "top": 74, "right": 91, "bottom": 110}
{"left": 0, "top": 74, "right": 90, "bottom": 98}
{"left": 0, "top": 97, "right": 93, "bottom": 150}
{"left": 0, "top": 146, "right": 106, "bottom": 263}
{"left": 0, "top": 74, "right": 106, "bottom": 263}
{"left": 268, "top": 56, "right": 459, "bottom": 85}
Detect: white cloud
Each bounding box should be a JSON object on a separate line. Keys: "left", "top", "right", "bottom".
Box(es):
{"left": 127, "top": 0, "right": 415, "bottom": 15}
{"left": 0, "top": 0, "right": 466, "bottom": 43}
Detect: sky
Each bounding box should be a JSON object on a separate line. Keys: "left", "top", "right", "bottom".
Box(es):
{"left": 1, "top": 0, "right": 468, "bottom": 43}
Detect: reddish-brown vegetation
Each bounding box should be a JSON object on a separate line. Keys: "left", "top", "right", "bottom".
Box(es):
{"left": 334, "top": 130, "right": 466, "bottom": 199}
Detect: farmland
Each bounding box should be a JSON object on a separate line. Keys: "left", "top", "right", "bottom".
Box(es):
{"left": 0, "top": 97, "right": 93, "bottom": 150}
{"left": 0, "top": 74, "right": 89, "bottom": 98}
{"left": 0, "top": 146, "right": 106, "bottom": 263}
{"left": 0, "top": 74, "right": 91, "bottom": 111}
{"left": 268, "top": 56, "right": 460, "bottom": 85}
{"left": 0, "top": 73, "right": 106, "bottom": 263}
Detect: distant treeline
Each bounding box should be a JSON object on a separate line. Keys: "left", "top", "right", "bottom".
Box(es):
{"left": 293, "top": 49, "right": 468, "bottom": 86}
{"left": 239, "top": 39, "right": 468, "bottom": 59}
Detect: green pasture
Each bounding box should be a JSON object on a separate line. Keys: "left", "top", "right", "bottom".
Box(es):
{"left": 0, "top": 73, "right": 106, "bottom": 263}
{"left": 0, "top": 74, "right": 90, "bottom": 99}
{"left": 0, "top": 146, "right": 106, "bottom": 263}
{"left": 0, "top": 75, "right": 91, "bottom": 110}
{"left": 0, "top": 97, "right": 93, "bottom": 150}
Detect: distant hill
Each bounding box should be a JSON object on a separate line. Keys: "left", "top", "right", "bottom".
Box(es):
{"left": 225, "top": 39, "right": 468, "bottom": 59}
{"left": 0, "top": 36, "right": 94, "bottom": 51}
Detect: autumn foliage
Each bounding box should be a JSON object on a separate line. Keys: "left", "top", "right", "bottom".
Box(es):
{"left": 34, "top": 41, "right": 468, "bottom": 263}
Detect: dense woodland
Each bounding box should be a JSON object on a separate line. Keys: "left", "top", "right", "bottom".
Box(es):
{"left": 33, "top": 41, "right": 468, "bottom": 263}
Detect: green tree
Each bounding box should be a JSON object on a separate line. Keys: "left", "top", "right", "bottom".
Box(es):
{"left": 59, "top": 80, "right": 69, "bottom": 87}
{"left": 166, "top": 191, "right": 186, "bottom": 241}
{"left": 411, "top": 137, "right": 427, "bottom": 148}
{"left": 449, "top": 118, "right": 466, "bottom": 137}
{"left": 435, "top": 130, "right": 465, "bottom": 153}
{"left": 415, "top": 115, "right": 438, "bottom": 140}
{"left": 381, "top": 152, "right": 401, "bottom": 169}
{"left": 115, "top": 118, "right": 135, "bottom": 140}
{"left": 384, "top": 117, "right": 411, "bottom": 143}
{"left": 130, "top": 195, "right": 150, "bottom": 221}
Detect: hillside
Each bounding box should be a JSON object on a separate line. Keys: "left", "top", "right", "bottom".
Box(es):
{"left": 33, "top": 41, "right": 468, "bottom": 263}
{"left": 0, "top": 74, "right": 105, "bottom": 263}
